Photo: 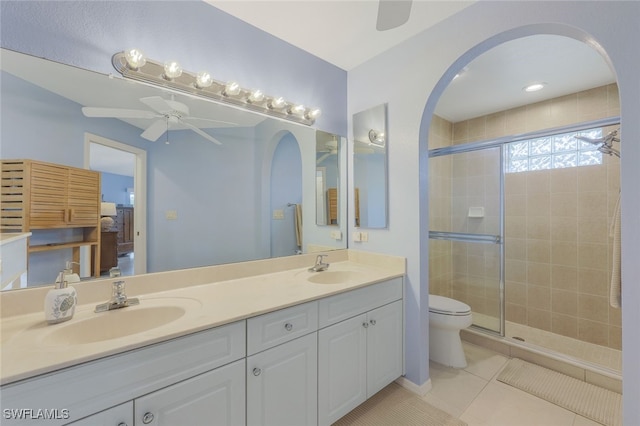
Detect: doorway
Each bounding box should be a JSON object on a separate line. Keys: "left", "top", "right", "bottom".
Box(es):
{"left": 84, "top": 133, "right": 147, "bottom": 276}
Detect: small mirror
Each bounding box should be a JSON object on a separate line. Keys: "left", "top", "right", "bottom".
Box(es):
{"left": 315, "top": 130, "right": 340, "bottom": 226}
{"left": 353, "top": 103, "right": 388, "bottom": 228}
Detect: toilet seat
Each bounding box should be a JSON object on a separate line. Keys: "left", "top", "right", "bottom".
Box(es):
{"left": 429, "top": 295, "right": 471, "bottom": 316}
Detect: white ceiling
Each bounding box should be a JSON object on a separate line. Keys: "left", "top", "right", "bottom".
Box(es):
{"left": 207, "top": 0, "right": 475, "bottom": 71}
{"left": 206, "top": 1, "right": 616, "bottom": 122}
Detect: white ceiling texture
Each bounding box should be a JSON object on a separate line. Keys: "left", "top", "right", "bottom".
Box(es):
{"left": 208, "top": 1, "right": 616, "bottom": 122}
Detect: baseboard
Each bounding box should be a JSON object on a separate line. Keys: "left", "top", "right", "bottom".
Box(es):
{"left": 395, "top": 376, "right": 432, "bottom": 396}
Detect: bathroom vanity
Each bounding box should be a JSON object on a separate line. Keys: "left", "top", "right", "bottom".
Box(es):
{"left": 0, "top": 250, "right": 404, "bottom": 425}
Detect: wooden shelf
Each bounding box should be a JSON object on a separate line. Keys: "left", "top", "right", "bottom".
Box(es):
{"left": 29, "top": 241, "right": 98, "bottom": 253}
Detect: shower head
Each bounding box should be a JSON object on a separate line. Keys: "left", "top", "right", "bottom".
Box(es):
{"left": 575, "top": 129, "right": 620, "bottom": 158}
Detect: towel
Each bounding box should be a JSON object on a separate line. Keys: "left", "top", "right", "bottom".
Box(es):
{"left": 294, "top": 204, "right": 303, "bottom": 249}
{"left": 609, "top": 192, "right": 621, "bottom": 308}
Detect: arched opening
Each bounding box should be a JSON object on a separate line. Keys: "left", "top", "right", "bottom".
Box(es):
{"left": 420, "top": 28, "right": 621, "bottom": 375}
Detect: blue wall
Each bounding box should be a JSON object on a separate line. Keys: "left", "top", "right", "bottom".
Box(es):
{"left": 101, "top": 172, "right": 133, "bottom": 206}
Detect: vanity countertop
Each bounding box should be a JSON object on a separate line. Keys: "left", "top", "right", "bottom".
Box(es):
{"left": 0, "top": 254, "right": 404, "bottom": 385}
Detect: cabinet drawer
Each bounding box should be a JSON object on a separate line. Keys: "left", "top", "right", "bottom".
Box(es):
{"left": 247, "top": 301, "right": 318, "bottom": 355}
{"left": 318, "top": 278, "right": 402, "bottom": 328}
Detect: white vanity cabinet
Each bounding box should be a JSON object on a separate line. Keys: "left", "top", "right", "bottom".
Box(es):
{"left": 317, "top": 279, "right": 403, "bottom": 426}
{"left": 2, "top": 321, "right": 246, "bottom": 426}
{"left": 246, "top": 301, "right": 319, "bottom": 426}
{"left": 67, "top": 402, "right": 133, "bottom": 426}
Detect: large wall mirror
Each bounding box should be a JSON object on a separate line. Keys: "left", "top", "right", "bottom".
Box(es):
{"left": 352, "top": 103, "right": 388, "bottom": 228}
{"left": 0, "top": 48, "right": 347, "bottom": 289}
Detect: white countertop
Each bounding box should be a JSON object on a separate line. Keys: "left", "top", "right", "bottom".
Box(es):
{"left": 0, "top": 256, "right": 404, "bottom": 385}
{"left": 0, "top": 232, "right": 31, "bottom": 246}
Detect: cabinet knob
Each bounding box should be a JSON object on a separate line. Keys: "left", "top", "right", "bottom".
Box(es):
{"left": 362, "top": 322, "right": 369, "bottom": 328}
{"left": 142, "top": 412, "right": 154, "bottom": 424}
{"left": 284, "top": 322, "right": 293, "bottom": 331}
{"left": 369, "top": 319, "right": 377, "bottom": 326}
{"left": 253, "top": 367, "right": 262, "bottom": 376}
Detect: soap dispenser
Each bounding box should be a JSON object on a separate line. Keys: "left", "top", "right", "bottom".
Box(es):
{"left": 58, "top": 261, "right": 81, "bottom": 285}
{"left": 45, "top": 271, "right": 77, "bottom": 324}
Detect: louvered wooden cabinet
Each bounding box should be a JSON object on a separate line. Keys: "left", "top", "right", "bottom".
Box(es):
{"left": 1, "top": 159, "right": 101, "bottom": 277}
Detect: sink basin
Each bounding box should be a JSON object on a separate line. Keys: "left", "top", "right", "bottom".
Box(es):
{"left": 41, "top": 299, "right": 200, "bottom": 345}
{"left": 307, "top": 270, "right": 361, "bottom": 284}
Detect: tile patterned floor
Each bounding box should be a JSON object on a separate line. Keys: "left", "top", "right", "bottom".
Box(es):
{"left": 423, "top": 342, "right": 606, "bottom": 426}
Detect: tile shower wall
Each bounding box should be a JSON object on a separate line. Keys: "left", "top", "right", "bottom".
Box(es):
{"left": 429, "top": 84, "right": 621, "bottom": 349}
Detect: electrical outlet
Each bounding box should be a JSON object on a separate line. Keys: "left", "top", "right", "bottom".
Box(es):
{"left": 165, "top": 210, "right": 178, "bottom": 220}
{"left": 353, "top": 231, "right": 361, "bottom": 242}
{"left": 330, "top": 230, "right": 342, "bottom": 240}
{"left": 360, "top": 231, "right": 369, "bottom": 242}
{"left": 272, "top": 209, "right": 285, "bottom": 220}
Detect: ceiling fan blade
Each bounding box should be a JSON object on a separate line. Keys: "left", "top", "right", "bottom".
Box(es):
{"left": 82, "top": 107, "right": 157, "bottom": 119}
{"left": 376, "top": 0, "right": 412, "bottom": 31}
{"left": 180, "top": 120, "right": 223, "bottom": 145}
{"left": 140, "top": 119, "right": 167, "bottom": 142}
{"left": 182, "top": 116, "right": 238, "bottom": 126}
{"left": 139, "top": 96, "right": 175, "bottom": 114}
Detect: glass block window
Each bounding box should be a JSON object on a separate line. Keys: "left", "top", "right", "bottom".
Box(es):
{"left": 505, "top": 128, "right": 603, "bottom": 173}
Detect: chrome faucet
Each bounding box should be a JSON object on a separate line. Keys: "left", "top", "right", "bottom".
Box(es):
{"left": 309, "top": 254, "right": 330, "bottom": 272}
{"left": 95, "top": 280, "right": 140, "bottom": 313}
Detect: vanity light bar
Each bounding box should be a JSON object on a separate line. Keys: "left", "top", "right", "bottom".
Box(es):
{"left": 112, "top": 50, "right": 321, "bottom": 126}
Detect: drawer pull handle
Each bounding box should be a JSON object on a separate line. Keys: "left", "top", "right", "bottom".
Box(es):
{"left": 117, "top": 423, "right": 128, "bottom": 426}
{"left": 370, "top": 319, "right": 377, "bottom": 326}
{"left": 362, "top": 322, "right": 369, "bottom": 328}
{"left": 284, "top": 322, "right": 293, "bottom": 331}
{"left": 253, "top": 367, "right": 262, "bottom": 376}
{"left": 142, "top": 412, "right": 154, "bottom": 424}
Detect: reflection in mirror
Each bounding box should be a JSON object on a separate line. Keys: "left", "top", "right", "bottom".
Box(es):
{"left": 0, "top": 48, "right": 347, "bottom": 290}
{"left": 352, "top": 103, "right": 388, "bottom": 228}
{"left": 315, "top": 131, "right": 340, "bottom": 226}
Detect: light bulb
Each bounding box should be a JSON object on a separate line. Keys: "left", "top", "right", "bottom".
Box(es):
{"left": 124, "top": 48, "right": 146, "bottom": 70}
{"left": 224, "top": 81, "right": 241, "bottom": 96}
{"left": 268, "top": 97, "right": 286, "bottom": 109}
{"left": 306, "top": 108, "right": 321, "bottom": 120}
{"left": 288, "top": 104, "right": 306, "bottom": 116}
{"left": 248, "top": 89, "right": 264, "bottom": 103}
{"left": 523, "top": 82, "right": 546, "bottom": 92}
{"left": 195, "top": 71, "right": 213, "bottom": 88}
{"left": 163, "top": 61, "right": 182, "bottom": 80}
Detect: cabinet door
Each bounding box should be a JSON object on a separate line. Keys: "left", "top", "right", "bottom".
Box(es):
{"left": 29, "top": 162, "right": 68, "bottom": 228}
{"left": 366, "top": 300, "right": 403, "bottom": 397}
{"left": 318, "top": 314, "right": 367, "bottom": 426}
{"left": 65, "top": 401, "right": 133, "bottom": 426}
{"left": 134, "top": 359, "right": 245, "bottom": 426}
{"left": 67, "top": 168, "right": 100, "bottom": 226}
{"left": 247, "top": 332, "right": 317, "bottom": 426}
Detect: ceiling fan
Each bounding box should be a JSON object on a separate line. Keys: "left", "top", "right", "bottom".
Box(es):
{"left": 376, "top": 0, "right": 413, "bottom": 31}
{"left": 82, "top": 96, "right": 237, "bottom": 145}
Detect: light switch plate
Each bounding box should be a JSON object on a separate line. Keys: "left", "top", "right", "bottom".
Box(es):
{"left": 165, "top": 210, "right": 178, "bottom": 220}
{"left": 273, "top": 209, "right": 285, "bottom": 220}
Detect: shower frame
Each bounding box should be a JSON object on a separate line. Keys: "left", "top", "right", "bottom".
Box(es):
{"left": 428, "top": 115, "right": 621, "bottom": 339}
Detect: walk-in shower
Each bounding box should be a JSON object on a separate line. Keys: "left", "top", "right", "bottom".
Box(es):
{"left": 428, "top": 115, "right": 622, "bottom": 375}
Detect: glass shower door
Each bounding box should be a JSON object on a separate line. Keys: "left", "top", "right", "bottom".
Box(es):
{"left": 428, "top": 146, "right": 503, "bottom": 334}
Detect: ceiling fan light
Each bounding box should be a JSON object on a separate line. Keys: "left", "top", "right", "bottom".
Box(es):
{"left": 248, "top": 89, "right": 264, "bottom": 103}
{"left": 195, "top": 71, "right": 213, "bottom": 88}
{"left": 224, "top": 81, "right": 241, "bottom": 96}
{"left": 163, "top": 61, "right": 183, "bottom": 80}
{"left": 124, "top": 48, "right": 146, "bottom": 70}
{"left": 268, "top": 96, "right": 286, "bottom": 109}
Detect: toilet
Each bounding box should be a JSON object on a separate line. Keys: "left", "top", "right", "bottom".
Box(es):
{"left": 428, "top": 295, "right": 473, "bottom": 368}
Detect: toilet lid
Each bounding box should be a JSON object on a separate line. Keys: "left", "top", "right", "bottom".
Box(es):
{"left": 429, "top": 295, "right": 471, "bottom": 315}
